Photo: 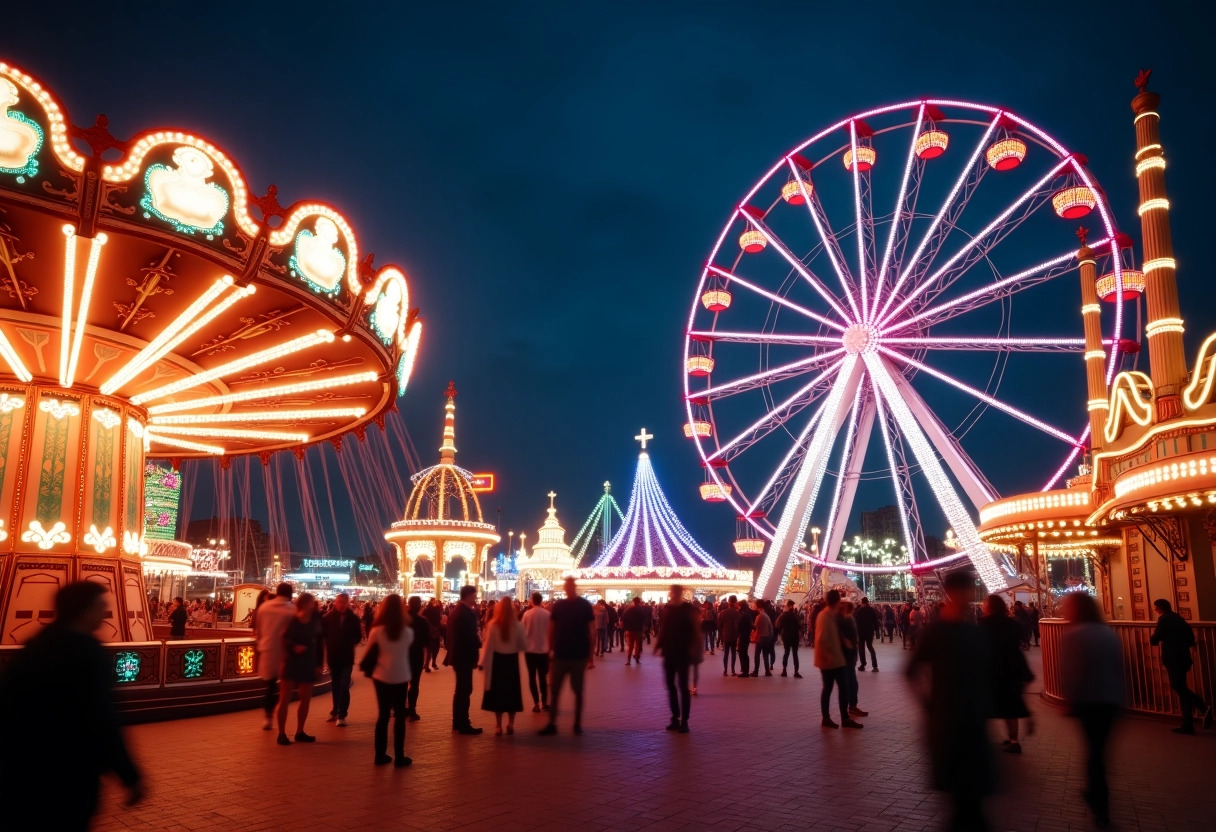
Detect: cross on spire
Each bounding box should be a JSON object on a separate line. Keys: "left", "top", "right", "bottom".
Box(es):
{"left": 635, "top": 428, "right": 653, "bottom": 450}
{"left": 548, "top": 490, "right": 557, "bottom": 509}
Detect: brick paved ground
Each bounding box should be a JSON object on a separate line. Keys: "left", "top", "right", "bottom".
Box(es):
{"left": 92, "top": 639, "right": 1216, "bottom": 832}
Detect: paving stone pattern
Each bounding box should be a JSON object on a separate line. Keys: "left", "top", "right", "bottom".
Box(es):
{"left": 93, "top": 640, "right": 1216, "bottom": 831}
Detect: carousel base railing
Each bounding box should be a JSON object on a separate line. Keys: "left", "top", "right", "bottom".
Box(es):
{"left": 1040, "top": 618, "right": 1216, "bottom": 717}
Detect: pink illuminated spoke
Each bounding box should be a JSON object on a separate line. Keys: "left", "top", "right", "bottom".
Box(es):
{"left": 880, "top": 157, "right": 1072, "bottom": 328}
{"left": 746, "top": 405, "right": 826, "bottom": 518}
{"left": 688, "top": 329, "right": 841, "bottom": 347}
{"left": 871, "top": 104, "right": 925, "bottom": 321}
{"left": 693, "top": 348, "right": 846, "bottom": 400}
{"left": 848, "top": 122, "right": 869, "bottom": 320}
{"left": 709, "top": 266, "right": 846, "bottom": 332}
{"left": 739, "top": 214, "right": 853, "bottom": 323}
{"left": 707, "top": 360, "right": 843, "bottom": 462}
{"left": 884, "top": 336, "right": 1086, "bottom": 352}
{"left": 819, "top": 383, "right": 867, "bottom": 558}
{"left": 785, "top": 158, "right": 860, "bottom": 321}
{"left": 871, "top": 390, "right": 918, "bottom": 563}
{"left": 1042, "top": 426, "right": 1091, "bottom": 490}
{"left": 883, "top": 243, "right": 1108, "bottom": 334}
{"left": 880, "top": 347, "right": 1080, "bottom": 445}
{"left": 876, "top": 113, "right": 1001, "bottom": 324}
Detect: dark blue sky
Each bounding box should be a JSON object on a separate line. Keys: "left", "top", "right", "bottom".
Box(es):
{"left": 6, "top": 2, "right": 1213, "bottom": 563}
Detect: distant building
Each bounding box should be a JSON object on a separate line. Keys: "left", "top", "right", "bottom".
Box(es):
{"left": 860, "top": 505, "right": 902, "bottom": 543}
{"left": 184, "top": 516, "right": 271, "bottom": 579}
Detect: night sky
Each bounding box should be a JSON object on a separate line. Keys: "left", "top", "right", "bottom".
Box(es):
{"left": 5, "top": 2, "right": 1213, "bottom": 567}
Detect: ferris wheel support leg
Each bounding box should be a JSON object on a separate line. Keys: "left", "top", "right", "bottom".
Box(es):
{"left": 864, "top": 356, "right": 1007, "bottom": 593}
{"left": 820, "top": 395, "right": 876, "bottom": 567}
{"left": 753, "top": 358, "right": 863, "bottom": 601}
{"left": 886, "top": 368, "right": 999, "bottom": 511}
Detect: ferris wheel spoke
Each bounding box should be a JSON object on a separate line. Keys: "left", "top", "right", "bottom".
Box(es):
{"left": 820, "top": 385, "right": 876, "bottom": 566}
{"left": 746, "top": 400, "right": 825, "bottom": 519}
{"left": 708, "top": 360, "right": 842, "bottom": 463}
{"left": 879, "top": 347, "right": 1080, "bottom": 446}
{"left": 1042, "top": 425, "right": 1091, "bottom": 490}
{"left": 883, "top": 243, "right": 1107, "bottom": 334}
{"left": 872, "top": 391, "right": 928, "bottom": 565}
{"left": 880, "top": 157, "right": 1073, "bottom": 328}
{"left": 688, "top": 329, "right": 842, "bottom": 347}
{"left": 876, "top": 113, "right": 1001, "bottom": 324}
{"left": 883, "top": 336, "right": 1087, "bottom": 353}
{"left": 738, "top": 212, "right": 854, "bottom": 322}
{"left": 709, "top": 266, "right": 847, "bottom": 332}
{"left": 848, "top": 122, "right": 873, "bottom": 320}
{"left": 785, "top": 157, "right": 860, "bottom": 319}
{"left": 754, "top": 357, "right": 863, "bottom": 600}
{"left": 870, "top": 104, "right": 926, "bottom": 321}
{"left": 884, "top": 362, "right": 1000, "bottom": 510}
{"left": 865, "top": 354, "right": 1007, "bottom": 591}
{"left": 693, "top": 348, "right": 846, "bottom": 400}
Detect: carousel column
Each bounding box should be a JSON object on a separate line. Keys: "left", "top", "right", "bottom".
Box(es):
{"left": 0, "top": 384, "right": 151, "bottom": 644}
{"left": 1132, "top": 76, "right": 1187, "bottom": 418}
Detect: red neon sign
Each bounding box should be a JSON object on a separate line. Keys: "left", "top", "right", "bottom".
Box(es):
{"left": 471, "top": 473, "right": 496, "bottom": 493}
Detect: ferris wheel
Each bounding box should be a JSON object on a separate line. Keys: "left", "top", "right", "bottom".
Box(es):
{"left": 683, "top": 99, "right": 1137, "bottom": 600}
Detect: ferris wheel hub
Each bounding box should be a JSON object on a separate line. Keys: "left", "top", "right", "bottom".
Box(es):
{"left": 842, "top": 323, "right": 879, "bottom": 355}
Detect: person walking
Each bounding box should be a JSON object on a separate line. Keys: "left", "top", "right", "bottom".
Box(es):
{"left": 323, "top": 592, "right": 362, "bottom": 727}
{"left": 1013, "top": 600, "right": 1033, "bottom": 650}
{"left": 883, "top": 604, "right": 897, "bottom": 644}
{"left": 701, "top": 601, "right": 718, "bottom": 656}
{"left": 855, "top": 597, "right": 880, "bottom": 671}
{"left": 814, "top": 590, "right": 859, "bottom": 728}
{"left": 839, "top": 601, "right": 867, "bottom": 719}
{"left": 622, "top": 595, "right": 647, "bottom": 666}
{"left": 539, "top": 576, "right": 595, "bottom": 736}
{"left": 751, "top": 599, "right": 774, "bottom": 676}
{"left": 360, "top": 599, "right": 375, "bottom": 642}
{"left": 276, "top": 593, "right": 324, "bottom": 746}
{"left": 593, "top": 599, "right": 609, "bottom": 657}
{"left": 1150, "top": 598, "right": 1213, "bottom": 734}
{"left": 776, "top": 599, "right": 803, "bottom": 677}
{"left": 367, "top": 594, "right": 414, "bottom": 766}
{"left": 1028, "top": 601, "right": 1042, "bottom": 647}
{"left": 254, "top": 583, "right": 296, "bottom": 731}
{"left": 446, "top": 585, "right": 484, "bottom": 735}
{"left": 980, "top": 594, "right": 1034, "bottom": 752}
{"left": 405, "top": 595, "right": 430, "bottom": 721}
{"left": 905, "top": 572, "right": 994, "bottom": 832}
{"left": 656, "top": 584, "right": 699, "bottom": 733}
{"left": 718, "top": 596, "right": 741, "bottom": 676}
{"left": 522, "top": 592, "right": 551, "bottom": 711}
{"left": 1060, "top": 592, "right": 1123, "bottom": 829}
{"left": 605, "top": 600, "right": 618, "bottom": 654}
{"left": 423, "top": 598, "right": 443, "bottom": 671}
{"left": 0, "top": 582, "right": 144, "bottom": 832}
{"left": 736, "top": 597, "right": 754, "bottom": 678}
{"left": 481, "top": 597, "right": 527, "bottom": 735}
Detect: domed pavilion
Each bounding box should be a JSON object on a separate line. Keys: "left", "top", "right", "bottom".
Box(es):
{"left": 385, "top": 383, "right": 498, "bottom": 599}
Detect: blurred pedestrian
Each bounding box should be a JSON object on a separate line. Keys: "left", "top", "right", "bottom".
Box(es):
{"left": 0, "top": 582, "right": 144, "bottom": 831}
{"left": 254, "top": 583, "right": 295, "bottom": 731}
{"left": 839, "top": 601, "right": 867, "bottom": 719}
{"left": 656, "top": 584, "right": 699, "bottom": 732}
{"left": 814, "top": 590, "right": 859, "bottom": 728}
{"left": 423, "top": 598, "right": 443, "bottom": 670}
{"left": 367, "top": 594, "right": 414, "bottom": 766}
{"left": 539, "top": 576, "right": 595, "bottom": 736}
{"left": 906, "top": 572, "right": 993, "bottom": 831}
{"left": 405, "top": 595, "right": 429, "bottom": 721}
{"left": 323, "top": 592, "right": 362, "bottom": 726}
{"left": 980, "top": 594, "right": 1033, "bottom": 752}
{"left": 776, "top": 599, "right": 803, "bottom": 677}
{"left": 701, "top": 601, "right": 718, "bottom": 656}
{"left": 522, "top": 592, "right": 551, "bottom": 710}
{"left": 276, "top": 592, "right": 324, "bottom": 745}
{"left": 168, "top": 595, "right": 187, "bottom": 639}
{"left": 622, "top": 595, "right": 647, "bottom": 666}
{"left": 736, "top": 596, "right": 754, "bottom": 678}
{"left": 481, "top": 597, "right": 527, "bottom": 735}
{"left": 855, "top": 596, "right": 879, "bottom": 671}
{"left": 751, "top": 599, "right": 774, "bottom": 676}
{"left": 1150, "top": 598, "right": 1212, "bottom": 734}
{"left": 718, "top": 596, "right": 740, "bottom": 675}
{"left": 446, "top": 585, "right": 483, "bottom": 735}
{"left": 1060, "top": 592, "right": 1123, "bottom": 829}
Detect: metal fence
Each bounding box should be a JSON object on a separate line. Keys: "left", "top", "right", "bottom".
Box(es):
{"left": 1041, "top": 618, "right": 1216, "bottom": 716}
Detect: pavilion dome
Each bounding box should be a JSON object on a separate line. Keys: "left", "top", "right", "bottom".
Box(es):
{"left": 401, "top": 381, "right": 484, "bottom": 523}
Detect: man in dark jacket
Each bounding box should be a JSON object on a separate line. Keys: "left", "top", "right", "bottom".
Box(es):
{"left": 1151, "top": 599, "right": 1212, "bottom": 734}
{"left": 323, "top": 592, "right": 363, "bottom": 726}
{"left": 736, "top": 598, "right": 754, "bottom": 678}
{"left": 855, "top": 597, "right": 880, "bottom": 671}
{"left": 718, "top": 597, "right": 741, "bottom": 676}
{"left": 656, "top": 584, "right": 699, "bottom": 732}
{"left": 0, "top": 582, "right": 144, "bottom": 831}
{"left": 446, "top": 585, "right": 483, "bottom": 734}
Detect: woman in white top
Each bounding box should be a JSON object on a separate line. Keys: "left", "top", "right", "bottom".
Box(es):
{"left": 367, "top": 594, "right": 414, "bottom": 767}
{"left": 479, "top": 597, "right": 527, "bottom": 735}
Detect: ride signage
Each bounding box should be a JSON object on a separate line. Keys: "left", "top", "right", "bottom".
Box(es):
{"left": 470, "top": 473, "right": 496, "bottom": 493}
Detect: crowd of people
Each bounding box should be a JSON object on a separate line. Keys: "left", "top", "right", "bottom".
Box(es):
{"left": 2, "top": 576, "right": 1211, "bottom": 831}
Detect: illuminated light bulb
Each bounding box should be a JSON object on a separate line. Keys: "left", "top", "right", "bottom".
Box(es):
{"left": 144, "top": 433, "right": 225, "bottom": 455}
{"left": 1084, "top": 350, "right": 1106, "bottom": 362}
{"left": 150, "top": 407, "right": 365, "bottom": 425}
{"left": 1081, "top": 303, "right": 1101, "bottom": 315}
{"left": 1143, "top": 257, "right": 1176, "bottom": 274}
{"left": 738, "top": 229, "right": 766, "bottom": 253}
{"left": 1135, "top": 156, "right": 1166, "bottom": 176}
{"left": 843, "top": 146, "right": 876, "bottom": 171}
{"left": 1135, "top": 143, "right": 1162, "bottom": 159}
{"left": 781, "top": 179, "right": 812, "bottom": 204}
{"left": 1138, "top": 198, "right": 1170, "bottom": 216}
{"left": 1145, "top": 317, "right": 1184, "bottom": 336}
{"left": 986, "top": 138, "right": 1026, "bottom": 170}
{"left": 147, "top": 370, "right": 379, "bottom": 414}
{"left": 914, "top": 129, "right": 949, "bottom": 159}
{"left": 131, "top": 329, "right": 335, "bottom": 404}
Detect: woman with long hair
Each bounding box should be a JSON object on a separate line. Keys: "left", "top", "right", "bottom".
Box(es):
{"left": 980, "top": 594, "right": 1034, "bottom": 752}
{"left": 480, "top": 596, "right": 527, "bottom": 735}
{"left": 277, "top": 593, "right": 324, "bottom": 745}
{"left": 368, "top": 593, "right": 414, "bottom": 766}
